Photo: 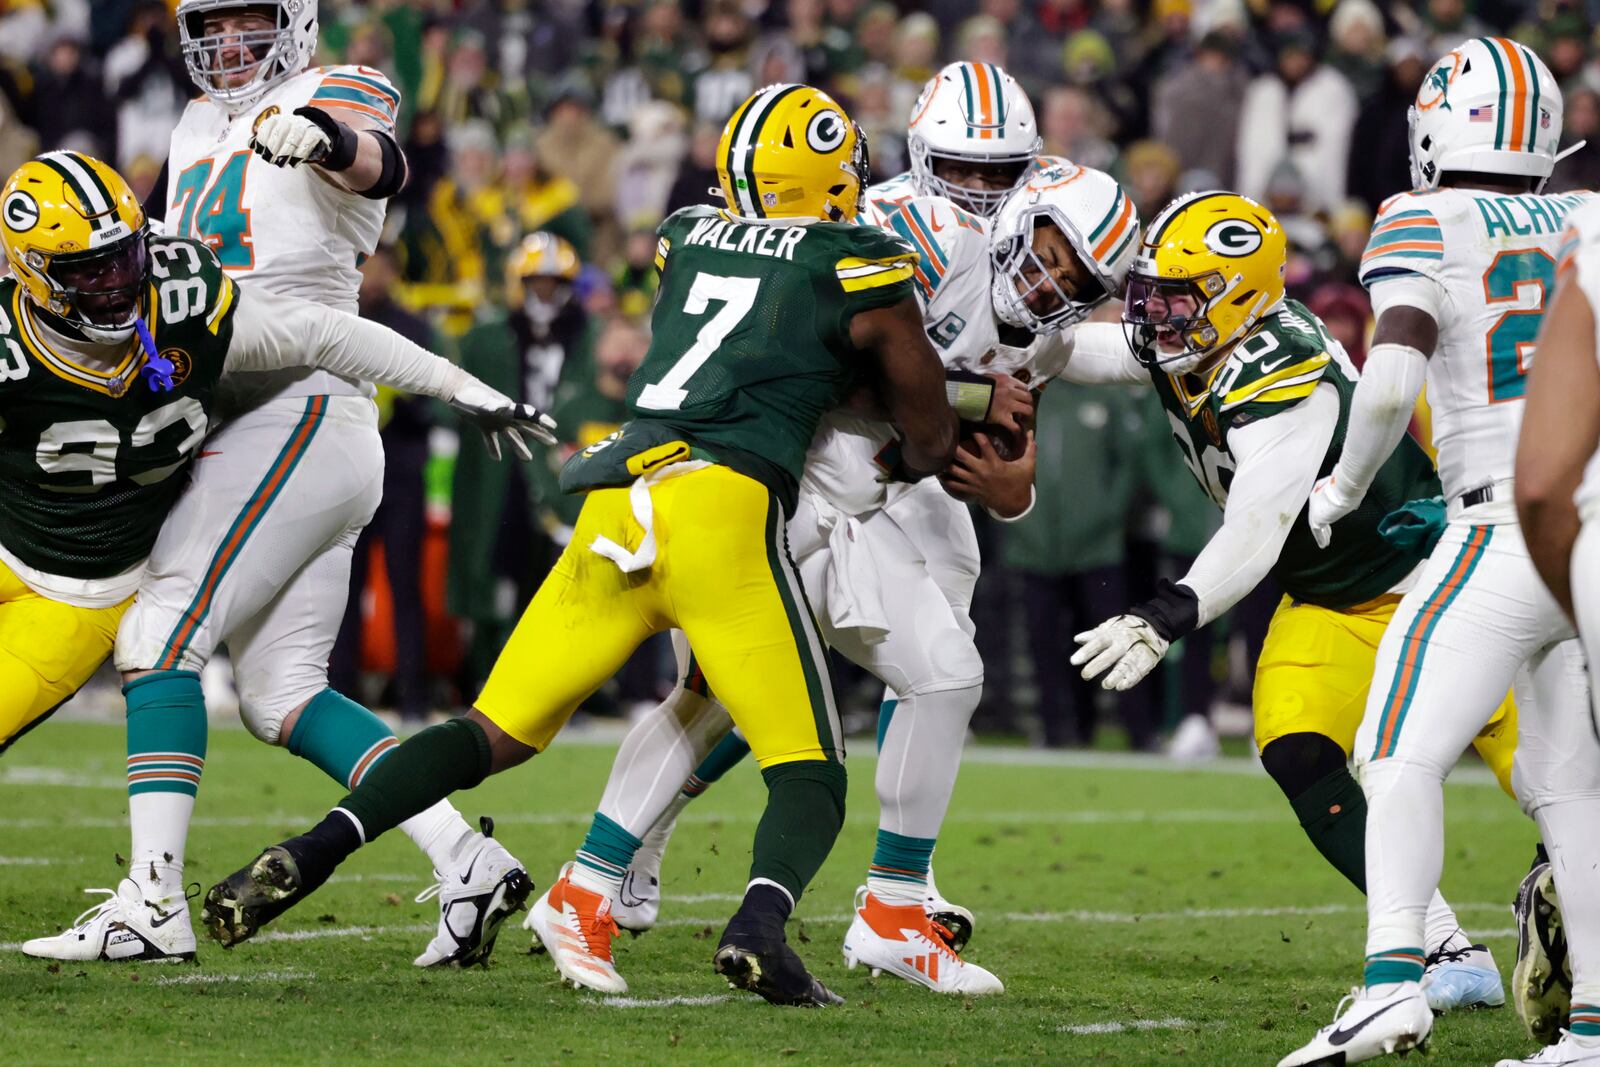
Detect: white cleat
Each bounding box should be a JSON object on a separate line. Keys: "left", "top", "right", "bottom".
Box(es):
{"left": 23, "top": 879, "right": 196, "bottom": 963}
{"left": 1423, "top": 940, "right": 1505, "bottom": 1013}
{"left": 841, "top": 888, "right": 1003, "bottom": 995}
{"left": 1278, "top": 983, "right": 1433, "bottom": 1066}
{"left": 524, "top": 863, "right": 627, "bottom": 994}
{"left": 1496, "top": 1031, "right": 1600, "bottom": 1066}
{"left": 412, "top": 817, "right": 535, "bottom": 968}
{"left": 612, "top": 812, "right": 678, "bottom": 935}
{"left": 1514, "top": 862, "right": 1573, "bottom": 1044}
{"left": 1167, "top": 712, "right": 1222, "bottom": 762}
{"left": 924, "top": 864, "right": 975, "bottom": 954}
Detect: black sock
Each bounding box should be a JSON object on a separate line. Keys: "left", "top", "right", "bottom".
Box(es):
{"left": 750, "top": 759, "right": 847, "bottom": 902}
{"left": 337, "top": 717, "right": 493, "bottom": 841}
{"left": 1261, "top": 732, "right": 1367, "bottom": 893}
{"left": 281, "top": 810, "right": 365, "bottom": 891}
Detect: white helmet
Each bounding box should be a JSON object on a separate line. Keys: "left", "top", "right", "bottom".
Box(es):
{"left": 907, "top": 62, "right": 1041, "bottom": 219}
{"left": 177, "top": 0, "right": 318, "bottom": 114}
{"left": 990, "top": 157, "right": 1139, "bottom": 334}
{"left": 1409, "top": 37, "right": 1565, "bottom": 192}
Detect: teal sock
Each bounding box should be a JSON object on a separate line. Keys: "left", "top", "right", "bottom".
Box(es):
{"left": 875, "top": 698, "right": 898, "bottom": 753}
{"left": 1364, "top": 948, "right": 1426, "bottom": 987}
{"left": 125, "top": 670, "right": 207, "bottom": 798}
{"left": 570, "top": 812, "right": 643, "bottom": 896}
{"left": 866, "top": 828, "right": 935, "bottom": 905}
{"left": 683, "top": 730, "right": 751, "bottom": 797}
{"left": 338, "top": 718, "right": 492, "bottom": 841}
{"left": 750, "top": 759, "right": 847, "bottom": 902}
{"left": 1571, "top": 1004, "right": 1600, "bottom": 1037}
{"left": 286, "top": 689, "right": 399, "bottom": 788}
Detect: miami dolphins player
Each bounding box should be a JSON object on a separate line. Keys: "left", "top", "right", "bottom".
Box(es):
{"left": 0, "top": 151, "right": 551, "bottom": 962}
{"left": 1284, "top": 38, "right": 1599, "bottom": 1065}
{"left": 26, "top": 0, "right": 534, "bottom": 970}
{"left": 516, "top": 157, "right": 1132, "bottom": 999}
{"left": 1064, "top": 190, "right": 1514, "bottom": 1019}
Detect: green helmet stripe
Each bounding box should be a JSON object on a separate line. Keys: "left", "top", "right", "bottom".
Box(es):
{"left": 1483, "top": 39, "right": 1510, "bottom": 152}
{"left": 36, "top": 154, "right": 109, "bottom": 232}
{"left": 1519, "top": 43, "right": 1541, "bottom": 152}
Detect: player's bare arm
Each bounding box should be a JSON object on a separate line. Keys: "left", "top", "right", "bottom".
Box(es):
{"left": 1516, "top": 273, "right": 1600, "bottom": 619}
{"left": 848, "top": 296, "right": 959, "bottom": 476}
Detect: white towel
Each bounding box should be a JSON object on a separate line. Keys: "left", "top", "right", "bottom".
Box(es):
{"left": 588, "top": 461, "right": 710, "bottom": 573}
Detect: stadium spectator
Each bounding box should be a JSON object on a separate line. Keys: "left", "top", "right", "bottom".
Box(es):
{"left": 1039, "top": 85, "right": 1118, "bottom": 173}
{"left": 612, "top": 99, "right": 688, "bottom": 235}
{"left": 665, "top": 120, "right": 721, "bottom": 215}
{"left": 1347, "top": 37, "right": 1428, "bottom": 214}
{"left": 26, "top": 25, "right": 115, "bottom": 161}
{"left": 536, "top": 85, "right": 621, "bottom": 260}
{"left": 1550, "top": 86, "right": 1600, "bottom": 193}
{"left": 1325, "top": 0, "right": 1387, "bottom": 101}
{"left": 102, "top": 2, "right": 186, "bottom": 172}
{"left": 1237, "top": 26, "right": 1359, "bottom": 214}
{"left": 1151, "top": 30, "right": 1248, "bottom": 187}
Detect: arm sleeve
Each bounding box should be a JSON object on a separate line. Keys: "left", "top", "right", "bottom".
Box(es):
{"left": 224, "top": 283, "right": 471, "bottom": 400}
{"left": 1057, "top": 322, "right": 1147, "bottom": 385}
{"left": 1329, "top": 341, "right": 1428, "bottom": 502}
{"left": 1177, "top": 383, "right": 1339, "bottom": 627}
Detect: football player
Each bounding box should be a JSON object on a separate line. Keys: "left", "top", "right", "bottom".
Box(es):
{"left": 197, "top": 84, "right": 973, "bottom": 1007}
{"left": 531, "top": 63, "right": 1046, "bottom": 984}
{"left": 1064, "top": 190, "right": 1515, "bottom": 1018}
{"left": 1282, "top": 39, "right": 1598, "bottom": 1065}
{"left": 0, "top": 152, "right": 550, "bottom": 959}
{"left": 1514, "top": 201, "right": 1600, "bottom": 1067}
{"left": 25, "top": 0, "right": 532, "bottom": 970}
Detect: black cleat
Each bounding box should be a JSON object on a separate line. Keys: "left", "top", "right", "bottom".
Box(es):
{"left": 1512, "top": 861, "right": 1572, "bottom": 1044}
{"left": 714, "top": 925, "right": 843, "bottom": 1007}
{"left": 202, "top": 845, "right": 312, "bottom": 947}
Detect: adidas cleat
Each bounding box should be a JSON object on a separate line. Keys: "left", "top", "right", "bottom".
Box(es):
{"left": 924, "top": 864, "right": 974, "bottom": 953}
{"left": 1278, "top": 982, "right": 1433, "bottom": 1066}
{"left": 1514, "top": 862, "right": 1573, "bottom": 1045}
{"left": 1423, "top": 941, "right": 1505, "bottom": 1013}
{"left": 413, "top": 817, "right": 534, "bottom": 968}
{"left": 23, "top": 879, "right": 196, "bottom": 963}
{"left": 525, "top": 863, "right": 627, "bottom": 993}
{"left": 842, "top": 888, "right": 1002, "bottom": 995}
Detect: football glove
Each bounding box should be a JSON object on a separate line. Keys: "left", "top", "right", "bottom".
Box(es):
{"left": 1071, "top": 615, "right": 1170, "bottom": 692}
{"left": 1307, "top": 472, "right": 1360, "bottom": 549}
{"left": 250, "top": 106, "right": 358, "bottom": 170}
{"left": 449, "top": 380, "right": 558, "bottom": 461}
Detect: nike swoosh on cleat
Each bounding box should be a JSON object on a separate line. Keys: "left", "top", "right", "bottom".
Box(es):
{"left": 148, "top": 910, "right": 183, "bottom": 929}
{"left": 1328, "top": 1000, "right": 1407, "bottom": 1046}
{"left": 459, "top": 854, "right": 481, "bottom": 886}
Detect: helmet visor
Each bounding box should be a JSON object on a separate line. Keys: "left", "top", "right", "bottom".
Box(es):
{"left": 47, "top": 231, "right": 149, "bottom": 330}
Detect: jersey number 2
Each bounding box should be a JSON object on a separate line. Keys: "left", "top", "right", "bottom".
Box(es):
{"left": 637, "top": 273, "right": 760, "bottom": 411}
{"left": 1483, "top": 249, "right": 1555, "bottom": 404}
{"left": 171, "top": 151, "right": 254, "bottom": 269}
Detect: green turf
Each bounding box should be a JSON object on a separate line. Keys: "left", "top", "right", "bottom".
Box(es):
{"left": 0, "top": 722, "right": 1542, "bottom": 1065}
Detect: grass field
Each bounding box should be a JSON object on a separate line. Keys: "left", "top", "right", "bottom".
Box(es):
{"left": 0, "top": 721, "right": 1544, "bottom": 1066}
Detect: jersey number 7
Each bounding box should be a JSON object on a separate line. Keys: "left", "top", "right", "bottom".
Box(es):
{"left": 637, "top": 273, "right": 760, "bottom": 411}
{"left": 1483, "top": 248, "right": 1556, "bottom": 404}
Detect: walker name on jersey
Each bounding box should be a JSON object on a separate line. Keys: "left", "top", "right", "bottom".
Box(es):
{"left": 1476, "top": 191, "right": 1589, "bottom": 239}
{"left": 681, "top": 215, "right": 807, "bottom": 261}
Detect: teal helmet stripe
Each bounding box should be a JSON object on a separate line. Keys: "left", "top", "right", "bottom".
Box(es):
{"left": 987, "top": 64, "right": 1007, "bottom": 134}
{"left": 1089, "top": 190, "right": 1126, "bottom": 243}
{"left": 1483, "top": 39, "right": 1510, "bottom": 151}
{"left": 735, "top": 84, "right": 802, "bottom": 219}
{"left": 959, "top": 63, "right": 978, "bottom": 136}
{"left": 1518, "top": 43, "right": 1541, "bottom": 151}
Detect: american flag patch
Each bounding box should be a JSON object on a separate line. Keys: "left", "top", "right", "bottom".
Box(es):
{"left": 1469, "top": 106, "right": 1494, "bottom": 122}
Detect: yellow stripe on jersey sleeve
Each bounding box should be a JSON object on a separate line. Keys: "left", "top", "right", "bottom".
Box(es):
{"left": 1242, "top": 380, "right": 1321, "bottom": 408}
{"left": 654, "top": 237, "right": 670, "bottom": 272}
{"left": 206, "top": 276, "right": 237, "bottom": 334}
{"left": 1221, "top": 352, "right": 1330, "bottom": 407}
{"left": 835, "top": 254, "right": 916, "bottom": 293}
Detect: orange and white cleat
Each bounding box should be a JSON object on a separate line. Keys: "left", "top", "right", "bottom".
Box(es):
{"left": 525, "top": 863, "right": 627, "bottom": 993}
{"left": 841, "top": 887, "right": 1003, "bottom": 995}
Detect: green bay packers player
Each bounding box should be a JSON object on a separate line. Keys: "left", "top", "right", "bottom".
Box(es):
{"left": 1062, "top": 191, "right": 1515, "bottom": 1013}
{"left": 199, "top": 84, "right": 967, "bottom": 1006}
{"left": 0, "top": 151, "right": 551, "bottom": 960}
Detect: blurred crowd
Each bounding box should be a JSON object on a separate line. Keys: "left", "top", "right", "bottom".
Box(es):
{"left": 5, "top": 0, "right": 1598, "bottom": 752}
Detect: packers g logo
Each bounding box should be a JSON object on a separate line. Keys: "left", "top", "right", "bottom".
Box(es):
{"left": 806, "top": 110, "right": 847, "bottom": 153}
{"left": 1204, "top": 219, "right": 1262, "bottom": 257}
{"left": 3, "top": 190, "right": 39, "bottom": 232}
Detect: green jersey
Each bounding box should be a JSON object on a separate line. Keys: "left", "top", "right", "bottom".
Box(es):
{"left": 1148, "top": 299, "right": 1439, "bottom": 610}
{"left": 0, "top": 235, "right": 237, "bottom": 589}
{"left": 617, "top": 204, "right": 918, "bottom": 507}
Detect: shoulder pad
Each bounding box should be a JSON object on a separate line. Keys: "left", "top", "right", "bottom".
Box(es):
{"left": 875, "top": 195, "right": 988, "bottom": 303}
{"left": 825, "top": 222, "right": 918, "bottom": 295}
{"left": 1215, "top": 306, "right": 1332, "bottom": 414}
{"left": 1359, "top": 191, "right": 1445, "bottom": 289}
{"left": 307, "top": 65, "right": 401, "bottom": 130}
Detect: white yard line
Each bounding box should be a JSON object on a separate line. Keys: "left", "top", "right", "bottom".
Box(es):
{"left": 152, "top": 968, "right": 314, "bottom": 986}
{"left": 1058, "top": 1016, "right": 1196, "bottom": 1035}
{"left": 0, "top": 856, "right": 57, "bottom": 865}
{"left": 600, "top": 994, "right": 733, "bottom": 1008}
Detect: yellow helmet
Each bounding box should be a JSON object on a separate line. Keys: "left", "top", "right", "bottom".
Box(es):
{"left": 716, "top": 83, "right": 869, "bottom": 223}
{"left": 505, "top": 231, "right": 580, "bottom": 307}
{"left": 2, "top": 151, "right": 149, "bottom": 342}
{"left": 1122, "top": 191, "right": 1287, "bottom": 374}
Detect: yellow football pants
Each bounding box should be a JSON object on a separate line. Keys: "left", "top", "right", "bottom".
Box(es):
{"left": 476, "top": 464, "right": 841, "bottom": 766}
{"left": 1254, "top": 593, "right": 1517, "bottom": 797}
{"left": 0, "top": 559, "right": 130, "bottom": 752}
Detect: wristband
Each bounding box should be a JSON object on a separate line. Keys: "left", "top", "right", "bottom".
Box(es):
{"left": 293, "top": 105, "right": 359, "bottom": 172}
{"left": 1127, "top": 580, "right": 1200, "bottom": 642}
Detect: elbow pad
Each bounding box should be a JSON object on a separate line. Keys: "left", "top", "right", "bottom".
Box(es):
{"left": 360, "top": 128, "right": 408, "bottom": 200}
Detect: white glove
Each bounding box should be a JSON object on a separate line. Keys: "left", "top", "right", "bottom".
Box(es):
{"left": 249, "top": 112, "right": 331, "bottom": 168}
{"left": 449, "top": 379, "right": 558, "bottom": 461}
{"left": 1307, "top": 472, "right": 1360, "bottom": 549}
{"left": 1070, "top": 614, "right": 1170, "bottom": 692}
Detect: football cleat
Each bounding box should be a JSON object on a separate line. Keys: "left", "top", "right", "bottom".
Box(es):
{"left": 412, "top": 817, "right": 534, "bottom": 968}
{"left": 842, "top": 888, "right": 1003, "bottom": 995}
{"left": 1423, "top": 941, "right": 1505, "bottom": 1013}
{"left": 1514, "top": 862, "right": 1574, "bottom": 1044}
{"left": 924, "top": 864, "right": 975, "bottom": 954}
{"left": 524, "top": 863, "right": 627, "bottom": 993}
{"left": 1494, "top": 1031, "right": 1600, "bottom": 1066}
{"left": 612, "top": 813, "right": 678, "bottom": 935}
{"left": 22, "top": 879, "right": 196, "bottom": 963}
{"left": 202, "top": 844, "right": 310, "bottom": 947}
{"left": 713, "top": 928, "right": 843, "bottom": 1007}
{"left": 1277, "top": 983, "right": 1433, "bottom": 1066}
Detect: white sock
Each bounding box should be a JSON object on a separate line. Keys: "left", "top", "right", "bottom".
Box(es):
{"left": 569, "top": 861, "right": 623, "bottom": 899}
{"left": 1423, "top": 891, "right": 1471, "bottom": 956}
{"left": 129, "top": 792, "right": 194, "bottom": 899}
{"left": 1362, "top": 758, "right": 1444, "bottom": 962}
{"left": 866, "top": 873, "right": 925, "bottom": 907}
{"left": 398, "top": 801, "right": 474, "bottom": 872}
{"left": 1537, "top": 798, "right": 1600, "bottom": 1010}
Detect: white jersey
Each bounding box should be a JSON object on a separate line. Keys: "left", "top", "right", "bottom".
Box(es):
{"left": 801, "top": 191, "right": 1067, "bottom": 513}
{"left": 1565, "top": 202, "right": 1600, "bottom": 515}
{"left": 1359, "top": 186, "right": 1592, "bottom": 512}
{"left": 165, "top": 64, "right": 401, "bottom": 410}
